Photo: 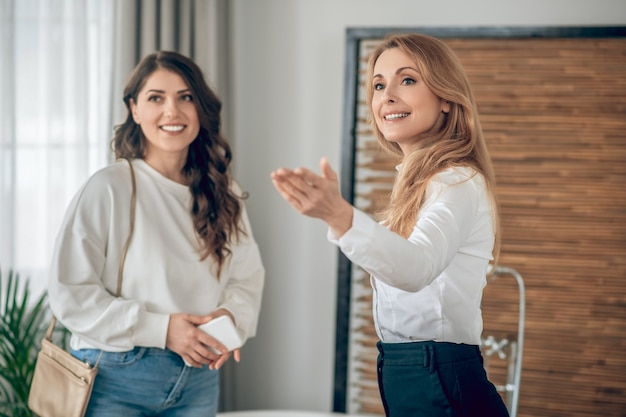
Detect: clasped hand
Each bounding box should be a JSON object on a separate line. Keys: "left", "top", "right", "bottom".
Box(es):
{"left": 166, "top": 309, "right": 240, "bottom": 369}
{"left": 271, "top": 156, "right": 353, "bottom": 238}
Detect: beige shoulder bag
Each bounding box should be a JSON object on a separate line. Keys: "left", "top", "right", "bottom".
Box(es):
{"left": 28, "top": 158, "right": 137, "bottom": 417}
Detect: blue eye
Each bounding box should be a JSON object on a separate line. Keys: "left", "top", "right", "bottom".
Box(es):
{"left": 373, "top": 83, "right": 384, "bottom": 91}
{"left": 401, "top": 77, "right": 416, "bottom": 85}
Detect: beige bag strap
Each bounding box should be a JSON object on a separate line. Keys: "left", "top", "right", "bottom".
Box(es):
{"left": 117, "top": 158, "right": 137, "bottom": 296}
{"left": 45, "top": 158, "right": 137, "bottom": 347}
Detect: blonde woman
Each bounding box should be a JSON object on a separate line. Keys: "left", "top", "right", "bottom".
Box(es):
{"left": 271, "top": 33, "right": 508, "bottom": 417}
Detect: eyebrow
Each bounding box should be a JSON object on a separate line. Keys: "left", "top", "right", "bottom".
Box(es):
{"left": 144, "top": 88, "right": 191, "bottom": 95}
{"left": 373, "top": 66, "right": 419, "bottom": 79}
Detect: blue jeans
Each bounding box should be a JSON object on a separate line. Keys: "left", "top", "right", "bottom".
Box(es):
{"left": 72, "top": 347, "right": 219, "bottom": 417}
{"left": 377, "top": 341, "right": 510, "bottom": 417}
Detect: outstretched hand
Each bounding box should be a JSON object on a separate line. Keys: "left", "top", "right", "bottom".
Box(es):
{"left": 271, "top": 157, "right": 354, "bottom": 237}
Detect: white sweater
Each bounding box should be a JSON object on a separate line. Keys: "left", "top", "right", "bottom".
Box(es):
{"left": 48, "top": 159, "right": 264, "bottom": 352}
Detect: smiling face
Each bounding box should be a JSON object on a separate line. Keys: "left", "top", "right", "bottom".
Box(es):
{"left": 130, "top": 68, "right": 200, "bottom": 163}
{"left": 371, "top": 48, "right": 450, "bottom": 155}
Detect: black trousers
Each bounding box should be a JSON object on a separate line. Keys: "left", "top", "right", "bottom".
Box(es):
{"left": 376, "top": 341, "right": 510, "bottom": 417}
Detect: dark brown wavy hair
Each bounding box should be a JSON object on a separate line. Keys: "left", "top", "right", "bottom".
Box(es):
{"left": 111, "top": 50, "right": 246, "bottom": 278}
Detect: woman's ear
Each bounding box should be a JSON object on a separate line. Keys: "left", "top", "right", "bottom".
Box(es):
{"left": 442, "top": 100, "right": 451, "bottom": 114}
{"left": 130, "top": 98, "right": 140, "bottom": 124}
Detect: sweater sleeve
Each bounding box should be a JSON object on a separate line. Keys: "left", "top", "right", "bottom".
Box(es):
{"left": 47, "top": 165, "right": 169, "bottom": 351}
{"left": 216, "top": 190, "right": 265, "bottom": 343}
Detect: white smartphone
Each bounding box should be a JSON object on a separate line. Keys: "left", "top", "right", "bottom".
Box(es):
{"left": 197, "top": 315, "right": 243, "bottom": 354}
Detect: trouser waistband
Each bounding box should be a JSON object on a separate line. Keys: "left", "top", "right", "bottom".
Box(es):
{"left": 377, "top": 340, "right": 481, "bottom": 369}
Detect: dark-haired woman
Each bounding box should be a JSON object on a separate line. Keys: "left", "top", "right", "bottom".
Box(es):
{"left": 48, "top": 51, "right": 264, "bottom": 416}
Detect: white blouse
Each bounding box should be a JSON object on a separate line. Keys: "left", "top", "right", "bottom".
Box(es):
{"left": 329, "top": 167, "right": 494, "bottom": 345}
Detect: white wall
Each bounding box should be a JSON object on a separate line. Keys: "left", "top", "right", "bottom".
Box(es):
{"left": 228, "top": 0, "right": 626, "bottom": 412}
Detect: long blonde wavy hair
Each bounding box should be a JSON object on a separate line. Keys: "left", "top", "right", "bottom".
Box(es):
{"left": 366, "top": 33, "right": 500, "bottom": 263}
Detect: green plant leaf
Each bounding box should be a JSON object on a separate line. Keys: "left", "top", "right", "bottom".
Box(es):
{"left": 0, "top": 269, "right": 49, "bottom": 417}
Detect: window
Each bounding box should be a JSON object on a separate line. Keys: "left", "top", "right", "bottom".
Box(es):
{"left": 1, "top": 0, "right": 114, "bottom": 296}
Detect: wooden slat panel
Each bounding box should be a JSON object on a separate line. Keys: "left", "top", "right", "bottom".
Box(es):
{"left": 346, "top": 36, "right": 626, "bottom": 417}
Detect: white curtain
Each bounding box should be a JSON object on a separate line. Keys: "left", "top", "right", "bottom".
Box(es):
{"left": 0, "top": 0, "right": 114, "bottom": 297}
